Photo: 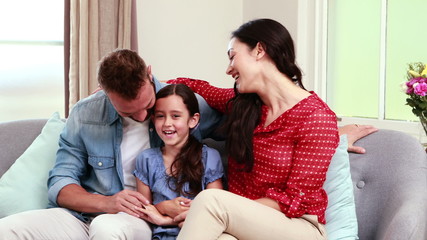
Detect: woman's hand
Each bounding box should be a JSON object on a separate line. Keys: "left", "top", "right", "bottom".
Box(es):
{"left": 339, "top": 124, "right": 378, "bottom": 153}
{"left": 155, "top": 197, "right": 191, "bottom": 218}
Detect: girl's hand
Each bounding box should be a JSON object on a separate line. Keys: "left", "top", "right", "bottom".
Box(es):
{"left": 155, "top": 197, "right": 191, "bottom": 218}
{"left": 173, "top": 210, "right": 189, "bottom": 228}
{"left": 135, "top": 204, "right": 175, "bottom": 226}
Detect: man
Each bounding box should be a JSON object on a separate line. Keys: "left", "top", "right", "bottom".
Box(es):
{"left": 0, "top": 49, "right": 222, "bottom": 239}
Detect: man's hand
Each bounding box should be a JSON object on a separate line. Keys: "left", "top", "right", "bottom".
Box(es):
{"left": 339, "top": 124, "right": 378, "bottom": 154}
{"left": 104, "top": 189, "right": 150, "bottom": 218}
{"left": 57, "top": 185, "right": 150, "bottom": 218}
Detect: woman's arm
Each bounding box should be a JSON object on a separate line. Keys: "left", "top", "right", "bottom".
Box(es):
{"left": 265, "top": 109, "right": 339, "bottom": 220}
{"left": 167, "top": 78, "right": 235, "bottom": 113}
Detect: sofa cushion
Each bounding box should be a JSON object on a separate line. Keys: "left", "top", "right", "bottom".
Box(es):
{"left": 0, "top": 119, "right": 48, "bottom": 177}
{"left": 324, "top": 135, "right": 358, "bottom": 240}
{"left": 0, "top": 112, "right": 65, "bottom": 218}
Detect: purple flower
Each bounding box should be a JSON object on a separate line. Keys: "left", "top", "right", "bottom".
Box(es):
{"left": 407, "top": 77, "right": 422, "bottom": 87}
{"left": 414, "top": 82, "right": 427, "bottom": 96}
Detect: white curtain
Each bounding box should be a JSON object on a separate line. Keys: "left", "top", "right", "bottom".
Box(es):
{"left": 68, "top": 0, "right": 136, "bottom": 109}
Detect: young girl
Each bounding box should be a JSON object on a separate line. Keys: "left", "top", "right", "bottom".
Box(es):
{"left": 133, "top": 84, "right": 224, "bottom": 240}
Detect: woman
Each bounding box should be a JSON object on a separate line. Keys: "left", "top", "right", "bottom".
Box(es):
{"left": 170, "top": 18, "right": 340, "bottom": 240}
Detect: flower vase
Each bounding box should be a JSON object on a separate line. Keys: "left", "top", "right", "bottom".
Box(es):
{"left": 420, "top": 116, "right": 427, "bottom": 136}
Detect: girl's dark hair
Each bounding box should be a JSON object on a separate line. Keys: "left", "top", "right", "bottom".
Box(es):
{"left": 223, "top": 18, "right": 304, "bottom": 171}
{"left": 155, "top": 84, "right": 204, "bottom": 197}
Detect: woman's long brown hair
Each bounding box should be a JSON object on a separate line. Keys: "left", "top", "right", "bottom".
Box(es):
{"left": 222, "top": 19, "right": 305, "bottom": 172}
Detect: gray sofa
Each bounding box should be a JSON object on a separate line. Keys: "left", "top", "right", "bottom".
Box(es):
{"left": 1, "top": 119, "right": 426, "bottom": 240}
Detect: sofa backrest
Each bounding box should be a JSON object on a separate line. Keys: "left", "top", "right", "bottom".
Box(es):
{"left": 0, "top": 119, "right": 48, "bottom": 176}
{"left": 349, "top": 129, "right": 427, "bottom": 240}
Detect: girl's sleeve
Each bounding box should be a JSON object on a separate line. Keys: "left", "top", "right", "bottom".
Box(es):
{"left": 133, "top": 150, "right": 152, "bottom": 186}
{"left": 265, "top": 108, "right": 339, "bottom": 220}
{"left": 167, "top": 78, "right": 235, "bottom": 113}
{"left": 202, "top": 146, "right": 224, "bottom": 186}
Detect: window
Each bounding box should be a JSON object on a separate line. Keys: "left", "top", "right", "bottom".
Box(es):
{"left": 0, "top": 0, "right": 64, "bottom": 122}
{"left": 325, "top": 0, "right": 427, "bottom": 141}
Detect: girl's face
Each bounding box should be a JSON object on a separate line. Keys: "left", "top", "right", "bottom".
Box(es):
{"left": 226, "top": 37, "right": 260, "bottom": 93}
{"left": 153, "top": 95, "right": 199, "bottom": 149}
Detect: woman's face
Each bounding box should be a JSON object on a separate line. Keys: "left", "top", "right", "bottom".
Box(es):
{"left": 226, "top": 38, "right": 259, "bottom": 93}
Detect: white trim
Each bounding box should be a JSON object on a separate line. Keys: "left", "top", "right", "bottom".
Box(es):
{"left": 315, "top": 0, "right": 328, "bottom": 100}
{"left": 378, "top": 0, "right": 387, "bottom": 120}
{"left": 296, "top": 0, "right": 310, "bottom": 90}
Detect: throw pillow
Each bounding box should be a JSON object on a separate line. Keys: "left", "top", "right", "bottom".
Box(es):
{"left": 0, "top": 112, "right": 65, "bottom": 218}
{"left": 324, "top": 135, "right": 358, "bottom": 240}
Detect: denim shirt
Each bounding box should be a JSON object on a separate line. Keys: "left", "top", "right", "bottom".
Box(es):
{"left": 47, "top": 78, "right": 223, "bottom": 222}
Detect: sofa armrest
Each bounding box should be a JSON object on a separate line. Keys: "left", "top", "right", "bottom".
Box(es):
{"left": 349, "top": 129, "right": 427, "bottom": 240}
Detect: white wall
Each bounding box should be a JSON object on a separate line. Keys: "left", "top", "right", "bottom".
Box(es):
{"left": 241, "top": 0, "right": 317, "bottom": 92}
{"left": 137, "top": 0, "right": 242, "bottom": 88}
{"left": 242, "top": 0, "right": 298, "bottom": 39}
{"left": 136, "top": 0, "right": 310, "bottom": 89}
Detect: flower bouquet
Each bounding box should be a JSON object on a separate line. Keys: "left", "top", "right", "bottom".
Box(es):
{"left": 402, "top": 62, "right": 427, "bottom": 134}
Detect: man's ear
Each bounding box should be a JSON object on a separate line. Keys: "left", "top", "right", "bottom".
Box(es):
{"left": 91, "top": 85, "right": 103, "bottom": 95}
{"left": 147, "top": 65, "right": 153, "bottom": 82}
{"left": 189, "top": 113, "right": 200, "bottom": 129}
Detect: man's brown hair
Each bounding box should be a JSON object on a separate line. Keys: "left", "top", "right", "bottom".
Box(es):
{"left": 98, "top": 49, "right": 149, "bottom": 100}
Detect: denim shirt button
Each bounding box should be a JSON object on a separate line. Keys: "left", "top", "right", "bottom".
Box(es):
{"left": 98, "top": 162, "right": 103, "bottom": 167}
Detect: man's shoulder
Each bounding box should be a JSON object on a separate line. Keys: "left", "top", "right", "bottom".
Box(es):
{"left": 70, "top": 91, "right": 118, "bottom": 125}
{"left": 72, "top": 90, "right": 106, "bottom": 106}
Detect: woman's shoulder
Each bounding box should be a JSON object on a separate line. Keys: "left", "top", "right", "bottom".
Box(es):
{"left": 299, "top": 92, "right": 336, "bottom": 114}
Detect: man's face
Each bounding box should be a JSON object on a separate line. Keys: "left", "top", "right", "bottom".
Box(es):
{"left": 107, "top": 82, "right": 156, "bottom": 122}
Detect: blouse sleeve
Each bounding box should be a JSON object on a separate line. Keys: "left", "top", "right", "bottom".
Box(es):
{"left": 265, "top": 108, "right": 339, "bottom": 219}
{"left": 167, "top": 78, "right": 235, "bottom": 113}
{"left": 201, "top": 145, "right": 224, "bottom": 187}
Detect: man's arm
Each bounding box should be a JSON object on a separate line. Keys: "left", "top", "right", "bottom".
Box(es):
{"left": 57, "top": 184, "right": 149, "bottom": 218}
{"left": 47, "top": 94, "right": 150, "bottom": 218}
{"left": 339, "top": 124, "right": 378, "bottom": 153}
